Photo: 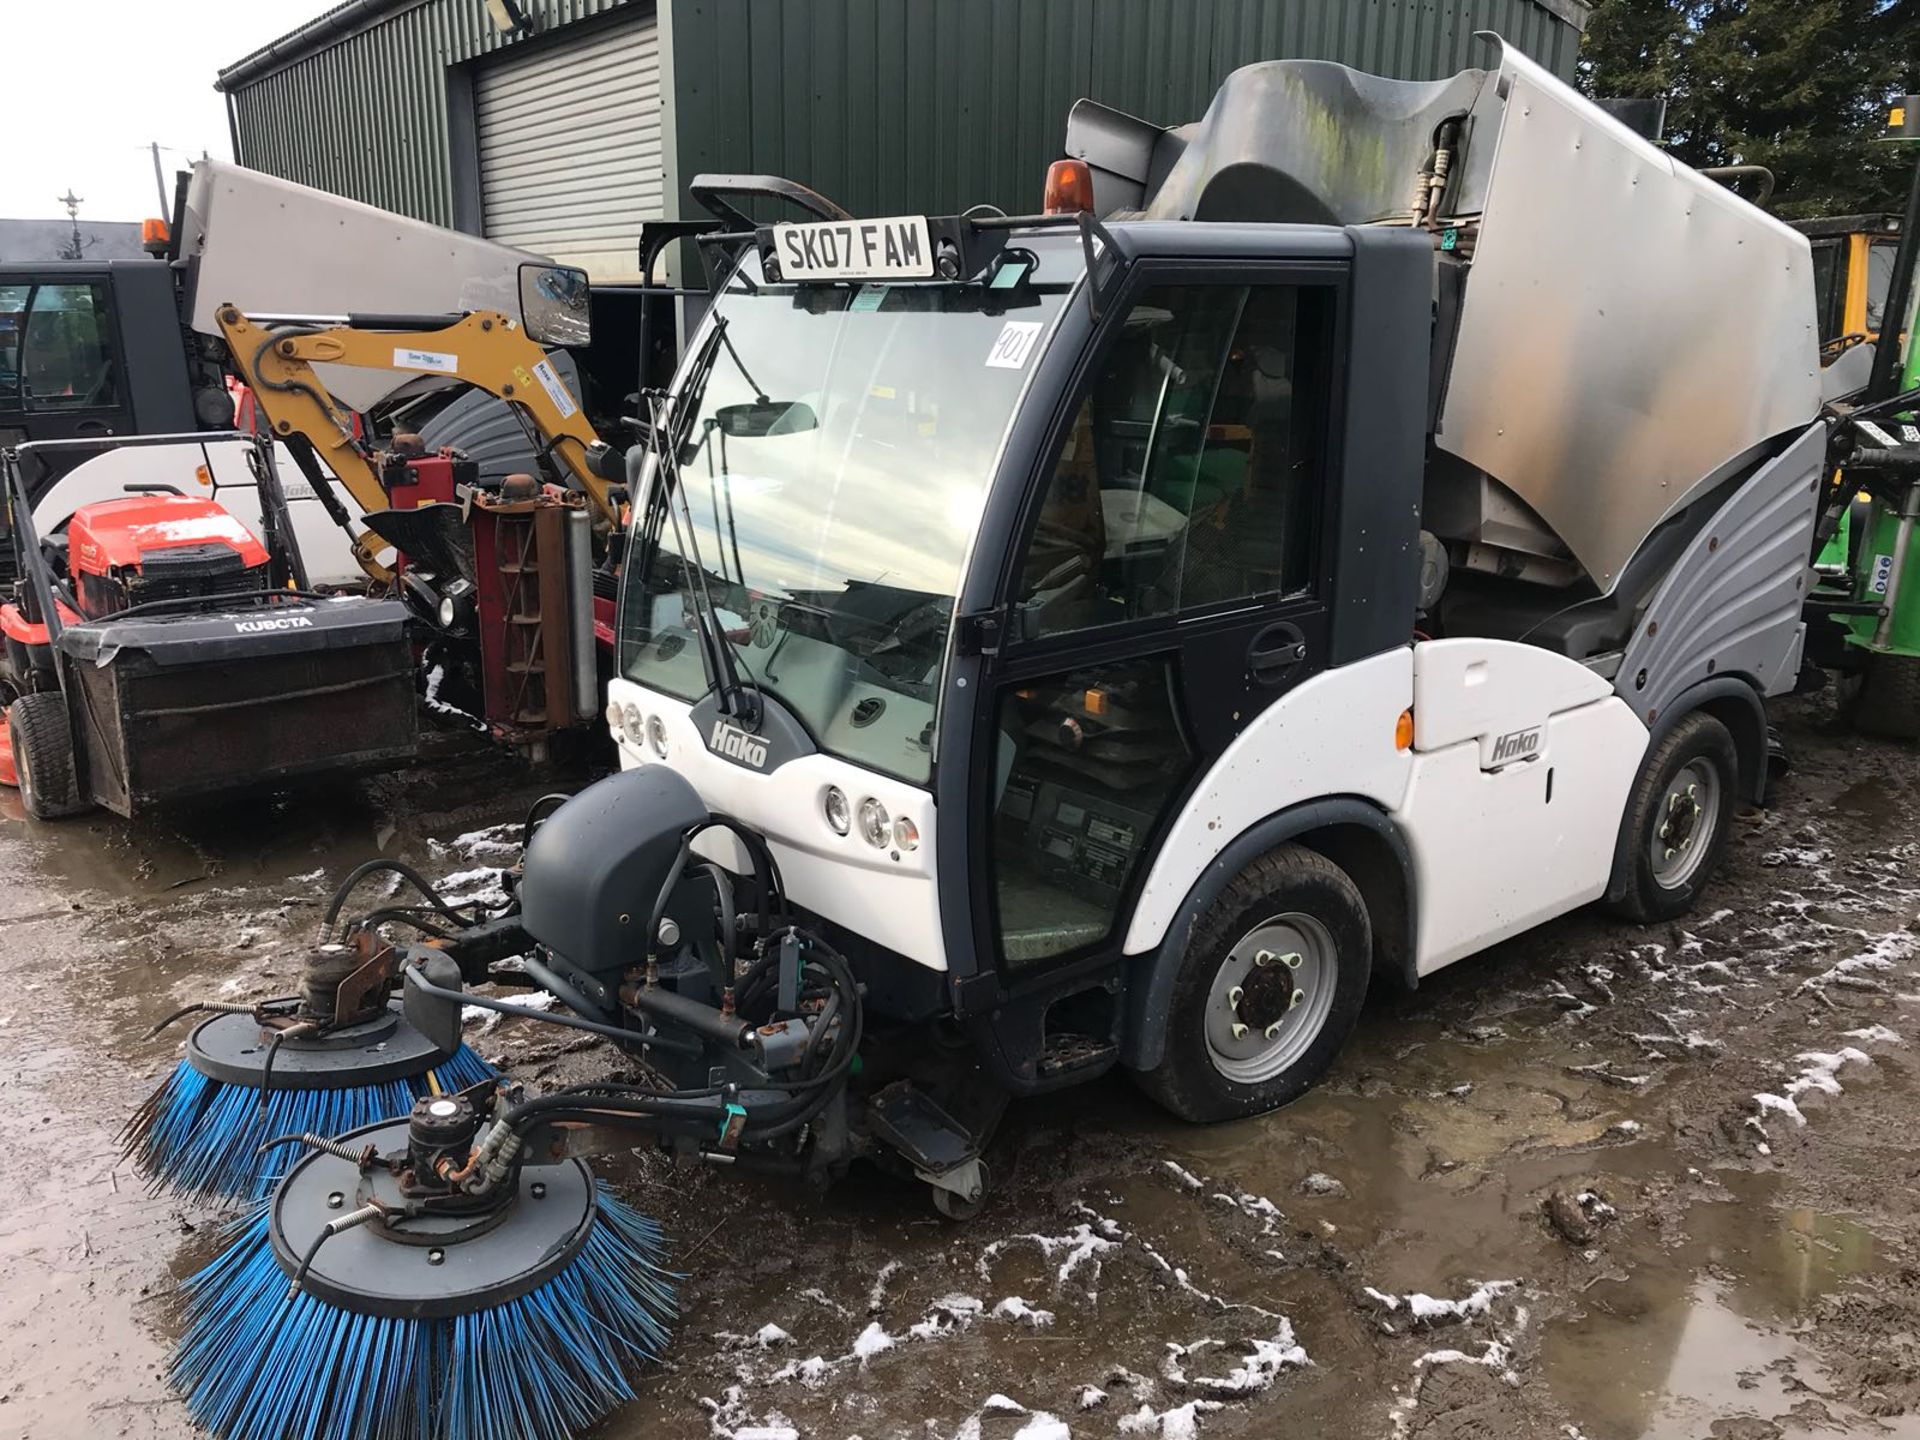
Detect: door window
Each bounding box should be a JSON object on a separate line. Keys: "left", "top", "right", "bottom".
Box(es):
{"left": 1808, "top": 240, "right": 1841, "bottom": 343}
{"left": 21, "top": 282, "right": 117, "bottom": 410}
{"left": 0, "top": 284, "right": 27, "bottom": 408}
{"left": 990, "top": 656, "right": 1192, "bottom": 966}
{"left": 1013, "top": 282, "right": 1333, "bottom": 639}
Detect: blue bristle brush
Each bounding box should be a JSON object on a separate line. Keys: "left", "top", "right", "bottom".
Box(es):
{"left": 123, "top": 1003, "right": 495, "bottom": 1203}
{"left": 170, "top": 1115, "right": 676, "bottom": 1440}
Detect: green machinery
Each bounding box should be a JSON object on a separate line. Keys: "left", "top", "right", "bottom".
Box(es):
{"left": 1807, "top": 96, "right": 1920, "bottom": 736}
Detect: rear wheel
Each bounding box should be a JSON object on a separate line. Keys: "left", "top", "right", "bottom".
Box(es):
{"left": 7, "top": 693, "right": 91, "bottom": 820}
{"left": 1134, "top": 845, "right": 1370, "bottom": 1123}
{"left": 1844, "top": 650, "right": 1920, "bottom": 741}
{"left": 1606, "top": 711, "right": 1737, "bottom": 923}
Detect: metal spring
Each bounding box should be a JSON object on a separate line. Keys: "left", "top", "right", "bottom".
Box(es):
{"left": 256, "top": 1131, "right": 377, "bottom": 1165}
{"left": 298, "top": 1133, "right": 375, "bottom": 1164}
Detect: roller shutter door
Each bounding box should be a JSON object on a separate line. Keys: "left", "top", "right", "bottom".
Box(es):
{"left": 476, "top": 12, "right": 661, "bottom": 281}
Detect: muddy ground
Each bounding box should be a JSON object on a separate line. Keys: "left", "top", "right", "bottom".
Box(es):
{"left": 4, "top": 693, "right": 1920, "bottom": 1440}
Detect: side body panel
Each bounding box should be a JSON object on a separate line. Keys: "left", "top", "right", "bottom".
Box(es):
{"left": 1397, "top": 693, "right": 1647, "bottom": 973}
{"left": 1614, "top": 422, "right": 1824, "bottom": 720}
{"left": 1412, "top": 634, "right": 1613, "bottom": 759}
{"left": 1120, "top": 647, "right": 1414, "bottom": 955}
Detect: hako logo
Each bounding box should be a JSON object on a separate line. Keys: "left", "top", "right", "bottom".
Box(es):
{"left": 708, "top": 718, "right": 770, "bottom": 769}
{"left": 233, "top": 615, "right": 315, "bottom": 634}
{"left": 1489, "top": 726, "right": 1541, "bottom": 765}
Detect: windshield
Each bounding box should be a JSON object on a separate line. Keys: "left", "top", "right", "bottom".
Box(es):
{"left": 619, "top": 236, "right": 1082, "bottom": 783}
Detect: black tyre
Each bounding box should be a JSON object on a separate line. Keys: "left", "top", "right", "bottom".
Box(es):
{"left": 7, "top": 693, "right": 90, "bottom": 821}
{"left": 1845, "top": 651, "right": 1920, "bottom": 741}
{"left": 1606, "top": 711, "right": 1738, "bottom": 923}
{"left": 1133, "top": 845, "right": 1370, "bottom": 1124}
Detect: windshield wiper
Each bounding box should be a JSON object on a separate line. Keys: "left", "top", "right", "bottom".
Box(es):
{"left": 643, "top": 316, "right": 758, "bottom": 722}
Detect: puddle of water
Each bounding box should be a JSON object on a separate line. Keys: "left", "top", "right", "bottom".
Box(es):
{"left": 1543, "top": 1175, "right": 1911, "bottom": 1440}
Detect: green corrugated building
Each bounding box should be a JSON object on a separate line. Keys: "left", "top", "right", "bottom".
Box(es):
{"left": 218, "top": 0, "right": 1589, "bottom": 281}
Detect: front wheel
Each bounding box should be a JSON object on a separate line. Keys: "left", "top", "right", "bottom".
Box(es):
{"left": 7, "top": 692, "right": 92, "bottom": 821}
{"left": 1133, "top": 845, "right": 1371, "bottom": 1123}
{"left": 1843, "top": 650, "right": 1920, "bottom": 741}
{"left": 1606, "top": 711, "right": 1738, "bottom": 923}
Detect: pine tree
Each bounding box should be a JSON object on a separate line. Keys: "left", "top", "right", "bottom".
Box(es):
{"left": 1580, "top": 0, "right": 1918, "bottom": 218}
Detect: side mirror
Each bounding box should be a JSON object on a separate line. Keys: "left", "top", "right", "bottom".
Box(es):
{"left": 714, "top": 399, "right": 818, "bottom": 438}
{"left": 519, "top": 262, "right": 592, "bottom": 346}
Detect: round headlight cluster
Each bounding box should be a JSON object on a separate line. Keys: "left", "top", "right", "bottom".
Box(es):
{"left": 620, "top": 702, "right": 646, "bottom": 749}
{"left": 857, "top": 797, "right": 891, "bottom": 849}
{"left": 646, "top": 713, "right": 669, "bottom": 757}
{"left": 825, "top": 789, "right": 920, "bottom": 854}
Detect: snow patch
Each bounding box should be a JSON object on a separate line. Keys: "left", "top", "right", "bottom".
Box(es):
{"left": 1011, "top": 1415, "right": 1070, "bottom": 1440}
{"left": 992, "top": 1296, "right": 1055, "bottom": 1328}
{"left": 850, "top": 1321, "right": 894, "bottom": 1363}
{"left": 1368, "top": 1280, "right": 1517, "bottom": 1326}
{"left": 866, "top": 1258, "right": 902, "bottom": 1314}
{"left": 1162, "top": 1160, "right": 1205, "bottom": 1190}
{"left": 978, "top": 1215, "right": 1121, "bottom": 1290}
{"left": 1752, "top": 1045, "right": 1876, "bottom": 1127}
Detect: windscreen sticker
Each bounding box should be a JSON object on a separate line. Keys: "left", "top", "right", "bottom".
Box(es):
{"left": 850, "top": 285, "right": 888, "bottom": 313}
{"left": 531, "top": 359, "right": 579, "bottom": 419}
{"left": 393, "top": 346, "right": 459, "bottom": 374}
{"left": 986, "top": 320, "right": 1044, "bottom": 370}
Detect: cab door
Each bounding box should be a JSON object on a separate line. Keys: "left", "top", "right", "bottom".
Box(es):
{"left": 0, "top": 275, "right": 131, "bottom": 447}
{"left": 969, "top": 266, "right": 1346, "bottom": 980}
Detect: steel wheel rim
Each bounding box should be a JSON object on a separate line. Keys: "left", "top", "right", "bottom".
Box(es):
{"left": 1649, "top": 758, "right": 1720, "bottom": 888}
{"left": 1203, "top": 912, "right": 1338, "bottom": 1086}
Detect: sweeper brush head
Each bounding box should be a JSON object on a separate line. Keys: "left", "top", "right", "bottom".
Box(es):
{"left": 170, "top": 1116, "right": 676, "bottom": 1440}
{"left": 123, "top": 1004, "right": 494, "bottom": 1203}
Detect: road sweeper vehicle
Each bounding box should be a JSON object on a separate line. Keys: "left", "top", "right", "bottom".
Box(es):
{"left": 129, "top": 38, "right": 1829, "bottom": 1440}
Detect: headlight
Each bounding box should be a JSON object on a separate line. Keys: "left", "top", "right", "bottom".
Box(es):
{"left": 435, "top": 577, "right": 475, "bottom": 633}
{"left": 604, "top": 699, "right": 622, "bottom": 729}
{"left": 621, "top": 702, "right": 645, "bottom": 747}
{"left": 823, "top": 786, "right": 851, "bottom": 835}
{"left": 647, "top": 713, "right": 669, "bottom": 756}
{"left": 857, "top": 797, "right": 890, "bottom": 848}
{"left": 892, "top": 815, "right": 919, "bottom": 852}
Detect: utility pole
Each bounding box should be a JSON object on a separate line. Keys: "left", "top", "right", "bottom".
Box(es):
{"left": 56, "top": 189, "right": 85, "bottom": 260}
{"left": 151, "top": 141, "right": 170, "bottom": 215}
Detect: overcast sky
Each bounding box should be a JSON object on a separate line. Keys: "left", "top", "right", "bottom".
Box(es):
{"left": 5, "top": 0, "right": 330, "bottom": 222}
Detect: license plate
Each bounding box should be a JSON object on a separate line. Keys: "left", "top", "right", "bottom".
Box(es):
{"left": 771, "top": 216, "right": 934, "bottom": 282}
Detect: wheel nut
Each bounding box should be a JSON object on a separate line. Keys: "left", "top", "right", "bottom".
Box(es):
{"left": 1253, "top": 950, "right": 1275, "bottom": 968}
{"left": 1282, "top": 952, "right": 1303, "bottom": 970}
{"left": 1227, "top": 985, "right": 1244, "bottom": 1008}
{"left": 1231, "top": 1022, "right": 1249, "bottom": 1040}
{"left": 1263, "top": 1020, "right": 1283, "bottom": 1040}
{"left": 1289, "top": 989, "right": 1304, "bottom": 1010}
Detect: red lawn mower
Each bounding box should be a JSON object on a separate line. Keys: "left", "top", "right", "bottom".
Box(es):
{"left": 1, "top": 433, "right": 417, "bottom": 819}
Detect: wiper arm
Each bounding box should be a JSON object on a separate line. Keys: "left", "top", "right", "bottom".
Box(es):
{"left": 643, "top": 316, "right": 757, "bottom": 721}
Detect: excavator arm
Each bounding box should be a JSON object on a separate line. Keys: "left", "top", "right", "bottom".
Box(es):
{"left": 216, "top": 304, "right": 621, "bottom": 583}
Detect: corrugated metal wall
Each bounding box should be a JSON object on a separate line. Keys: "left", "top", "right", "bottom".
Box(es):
{"left": 229, "top": 0, "right": 642, "bottom": 226}
{"left": 228, "top": 0, "right": 1581, "bottom": 230}
{"left": 663, "top": 0, "right": 1583, "bottom": 220}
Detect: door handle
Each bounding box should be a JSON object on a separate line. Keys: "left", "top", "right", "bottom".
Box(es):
{"left": 73, "top": 420, "right": 111, "bottom": 436}
{"left": 1247, "top": 622, "right": 1308, "bottom": 686}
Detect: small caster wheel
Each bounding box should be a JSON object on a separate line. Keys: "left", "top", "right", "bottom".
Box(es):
{"left": 929, "top": 1163, "right": 989, "bottom": 1221}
